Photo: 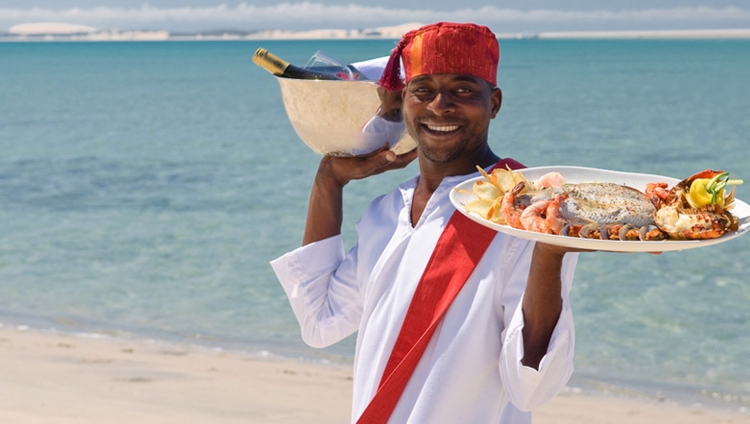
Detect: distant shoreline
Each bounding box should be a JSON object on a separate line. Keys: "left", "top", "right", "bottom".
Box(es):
{"left": 2, "top": 27, "right": 750, "bottom": 42}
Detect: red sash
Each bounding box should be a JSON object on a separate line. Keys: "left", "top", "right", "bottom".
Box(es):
{"left": 356, "top": 158, "right": 525, "bottom": 424}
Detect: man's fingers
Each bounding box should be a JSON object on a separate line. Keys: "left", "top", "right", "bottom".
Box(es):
{"left": 390, "top": 148, "right": 418, "bottom": 168}
{"left": 323, "top": 145, "right": 417, "bottom": 182}
{"left": 371, "top": 148, "right": 417, "bottom": 175}
{"left": 364, "top": 149, "right": 398, "bottom": 175}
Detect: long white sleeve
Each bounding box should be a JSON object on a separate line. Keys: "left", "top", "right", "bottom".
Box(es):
{"left": 499, "top": 245, "right": 578, "bottom": 411}
{"left": 270, "top": 235, "right": 363, "bottom": 348}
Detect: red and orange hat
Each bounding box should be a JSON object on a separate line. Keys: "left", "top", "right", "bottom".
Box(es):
{"left": 378, "top": 22, "right": 500, "bottom": 91}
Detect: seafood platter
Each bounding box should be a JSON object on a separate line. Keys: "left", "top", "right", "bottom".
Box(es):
{"left": 449, "top": 166, "right": 749, "bottom": 252}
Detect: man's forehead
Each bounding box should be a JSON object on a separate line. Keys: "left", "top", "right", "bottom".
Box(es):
{"left": 409, "top": 73, "right": 486, "bottom": 84}
{"left": 408, "top": 74, "right": 495, "bottom": 89}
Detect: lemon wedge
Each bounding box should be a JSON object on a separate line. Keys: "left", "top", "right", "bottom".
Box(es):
{"left": 687, "top": 178, "right": 724, "bottom": 209}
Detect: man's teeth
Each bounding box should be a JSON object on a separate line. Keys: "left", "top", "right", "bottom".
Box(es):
{"left": 426, "top": 124, "right": 459, "bottom": 132}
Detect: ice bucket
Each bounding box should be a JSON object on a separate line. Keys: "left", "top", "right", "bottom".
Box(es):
{"left": 275, "top": 77, "right": 417, "bottom": 156}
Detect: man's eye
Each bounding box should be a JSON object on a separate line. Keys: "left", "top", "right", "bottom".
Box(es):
{"left": 411, "top": 88, "right": 434, "bottom": 98}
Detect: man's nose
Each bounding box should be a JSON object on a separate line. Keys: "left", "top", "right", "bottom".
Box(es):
{"left": 427, "top": 91, "right": 455, "bottom": 115}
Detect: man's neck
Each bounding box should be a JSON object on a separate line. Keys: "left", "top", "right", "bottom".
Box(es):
{"left": 410, "top": 147, "right": 499, "bottom": 227}
{"left": 417, "top": 148, "right": 500, "bottom": 194}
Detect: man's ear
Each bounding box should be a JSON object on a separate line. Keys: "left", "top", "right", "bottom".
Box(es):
{"left": 490, "top": 87, "right": 502, "bottom": 118}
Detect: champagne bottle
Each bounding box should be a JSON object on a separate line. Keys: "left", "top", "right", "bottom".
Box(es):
{"left": 253, "top": 48, "right": 365, "bottom": 81}
{"left": 253, "top": 48, "right": 341, "bottom": 80}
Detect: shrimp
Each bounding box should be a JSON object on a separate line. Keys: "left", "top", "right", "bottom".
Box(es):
{"left": 520, "top": 196, "right": 564, "bottom": 235}
{"left": 501, "top": 182, "right": 526, "bottom": 230}
{"left": 534, "top": 172, "right": 565, "bottom": 190}
{"left": 645, "top": 182, "right": 669, "bottom": 208}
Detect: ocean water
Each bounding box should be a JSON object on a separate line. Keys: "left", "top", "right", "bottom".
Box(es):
{"left": 1, "top": 39, "right": 749, "bottom": 411}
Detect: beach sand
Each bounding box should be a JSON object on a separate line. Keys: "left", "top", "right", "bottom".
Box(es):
{"left": 0, "top": 326, "right": 747, "bottom": 424}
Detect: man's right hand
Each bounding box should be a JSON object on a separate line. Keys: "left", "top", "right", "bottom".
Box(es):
{"left": 302, "top": 146, "right": 418, "bottom": 246}
{"left": 318, "top": 145, "right": 418, "bottom": 188}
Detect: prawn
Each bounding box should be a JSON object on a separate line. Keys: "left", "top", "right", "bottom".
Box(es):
{"left": 501, "top": 182, "right": 526, "bottom": 230}
{"left": 520, "top": 196, "right": 564, "bottom": 235}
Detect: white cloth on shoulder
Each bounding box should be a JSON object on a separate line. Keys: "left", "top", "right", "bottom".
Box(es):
{"left": 351, "top": 56, "right": 404, "bottom": 81}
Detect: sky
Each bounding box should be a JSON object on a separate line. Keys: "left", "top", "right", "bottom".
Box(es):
{"left": 2, "top": 1, "right": 750, "bottom": 34}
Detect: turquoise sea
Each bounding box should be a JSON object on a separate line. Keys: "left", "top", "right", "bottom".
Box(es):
{"left": 1, "top": 38, "right": 749, "bottom": 412}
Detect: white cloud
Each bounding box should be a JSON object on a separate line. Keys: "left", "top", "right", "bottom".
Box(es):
{"left": 1, "top": 3, "right": 749, "bottom": 31}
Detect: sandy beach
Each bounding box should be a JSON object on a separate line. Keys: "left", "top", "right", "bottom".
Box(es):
{"left": 0, "top": 326, "right": 747, "bottom": 424}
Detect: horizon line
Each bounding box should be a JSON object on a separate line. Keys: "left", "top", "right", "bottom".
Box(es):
{"left": 2, "top": 26, "right": 750, "bottom": 41}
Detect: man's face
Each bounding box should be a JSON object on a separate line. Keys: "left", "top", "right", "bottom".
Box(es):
{"left": 402, "top": 73, "right": 501, "bottom": 164}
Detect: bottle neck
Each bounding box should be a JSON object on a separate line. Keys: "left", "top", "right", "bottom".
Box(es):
{"left": 253, "top": 48, "right": 289, "bottom": 76}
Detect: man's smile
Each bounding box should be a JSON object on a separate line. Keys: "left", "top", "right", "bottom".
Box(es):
{"left": 424, "top": 123, "right": 461, "bottom": 134}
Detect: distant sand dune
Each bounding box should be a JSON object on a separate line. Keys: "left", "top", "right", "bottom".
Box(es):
{"left": 9, "top": 22, "right": 97, "bottom": 35}
{"left": 537, "top": 28, "right": 750, "bottom": 39}
{"left": 3, "top": 22, "right": 750, "bottom": 40}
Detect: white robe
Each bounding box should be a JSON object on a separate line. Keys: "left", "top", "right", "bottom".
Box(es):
{"left": 271, "top": 169, "right": 578, "bottom": 424}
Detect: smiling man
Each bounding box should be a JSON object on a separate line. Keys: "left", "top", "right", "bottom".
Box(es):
{"left": 271, "top": 22, "right": 579, "bottom": 424}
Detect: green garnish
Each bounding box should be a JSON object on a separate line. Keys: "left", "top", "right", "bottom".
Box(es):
{"left": 705, "top": 172, "right": 744, "bottom": 204}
